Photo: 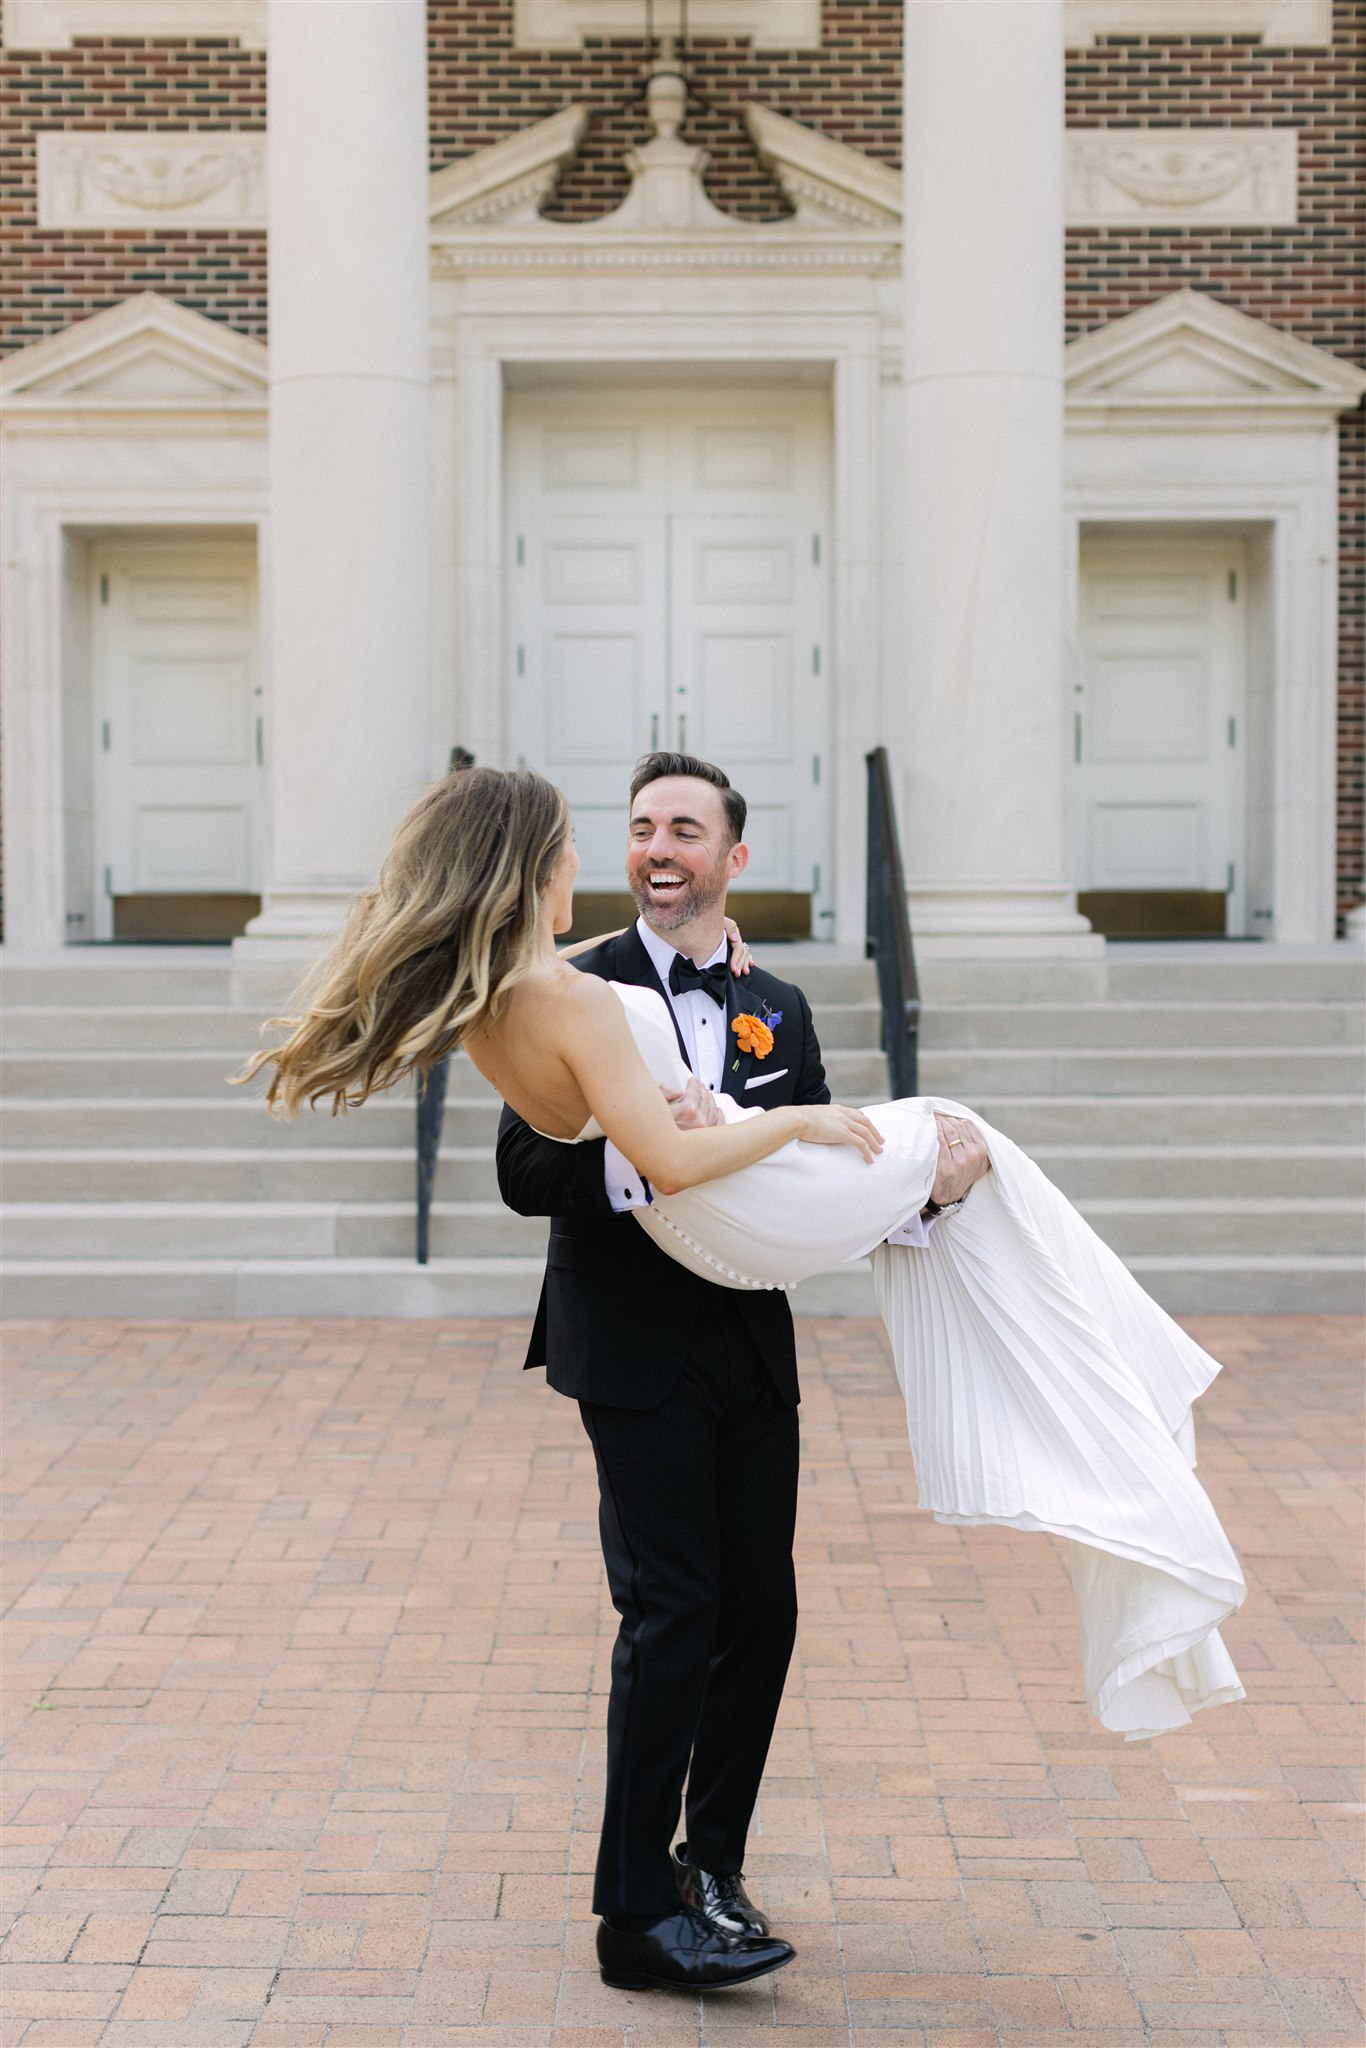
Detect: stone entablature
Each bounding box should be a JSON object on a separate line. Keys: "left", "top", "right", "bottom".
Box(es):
{"left": 1067, "top": 129, "right": 1298, "bottom": 227}
{"left": 1065, "top": 0, "right": 1330, "bottom": 43}
{"left": 35, "top": 131, "right": 266, "bottom": 230}
{"left": 1, "top": 0, "right": 265, "bottom": 44}
{"left": 511, "top": 0, "right": 819, "bottom": 49}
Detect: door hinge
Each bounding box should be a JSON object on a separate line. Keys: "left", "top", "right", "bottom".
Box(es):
{"left": 1227, "top": 861, "right": 1236, "bottom": 894}
{"left": 516, "top": 645, "right": 525, "bottom": 677}
{"left": 1228, "top": 569, "right": 1237, "bottom": 601}
{"left": 1074, "top": 712, "right": 1083, "bottom": 764}
{"left": 516, "top": 535, "right": 525, "bottom": 567}
{"left": 255, "top": 715, "right": 264, "bottom": 767}
{"left": 103, "top": 864, "right": 113, "bottom": 898}
{"left": 812, "top": 753, "right": 820, "bottom": 785}
{"left": 812, "top": 645, "right": 820, "bottom": 676}
{"left": 812, "top": 863, "right": 821, "bottom": 894}
{"left": 99, "top": 573, "right": 109, "bottom": 606}
{"left": 1228, "top": 716, "right": 1236, "bottom": 748}
{"left": 101, "top": 720, "right": 111, "bottom": 753}
{"left": 812, "top": 533, "right": 821, "bottom": 566}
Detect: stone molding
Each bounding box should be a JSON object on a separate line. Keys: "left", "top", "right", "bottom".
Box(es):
{"left": 1065, "top": 0, "right": 1330, "bottom": 44}
{"left": 429, "top": 108, "right": 589, "bottom": 228}
{"left": 0, "top": 290, "right": 268, "bottom": 426}
{"left": 1067, "top": 129, "right": 1297, "bottom": 228}
{"left": 512, "top": 0, "right": 819, "bottom": 49}
{"left": 35, "top": 131, "right": 265, "bottom": 230}
{"left": 1065, "top": 286, "right": 1366, "bottom": 426}
{"left": 2, "top": 0, "right": 265, "bottom": 46}
{"left": 744, "top": 104, "right": 901, "bottom": 228}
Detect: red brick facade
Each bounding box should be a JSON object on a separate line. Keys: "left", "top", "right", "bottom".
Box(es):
{"left": 1, "top": 0, "right": 1362, "bottom": 915}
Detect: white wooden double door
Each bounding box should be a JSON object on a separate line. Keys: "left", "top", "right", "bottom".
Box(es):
{"left": 505, "top": 386, "right": 832, "bottom": 919}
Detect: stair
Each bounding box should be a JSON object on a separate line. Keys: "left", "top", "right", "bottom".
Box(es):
{"left": 1, "top": 941, "right": 1361, "bottom": 1319}
{"left": 914, "top": 943, "right": 1365, "bottom": 1314}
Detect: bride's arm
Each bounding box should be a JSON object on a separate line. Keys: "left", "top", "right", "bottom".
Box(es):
{"left": 555, "top": 977, "right": 880, "bottom": 1195}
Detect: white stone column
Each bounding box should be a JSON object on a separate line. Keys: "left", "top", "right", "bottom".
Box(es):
{"left": 899, "top": 0, "right": 1096, "bottom": 955}
{"left": 246, "top": 0, "right": 431, "bottom": 944}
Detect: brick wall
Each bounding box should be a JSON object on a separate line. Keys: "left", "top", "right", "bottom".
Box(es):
{"left": 1065, "top": 2, "right": 1366, "bottom": 922}
{"left": 0, "top": 38, "right": 267, "bottom": 351}
{"left": 1, "top": 0, "right": 1361, "bottom": 915}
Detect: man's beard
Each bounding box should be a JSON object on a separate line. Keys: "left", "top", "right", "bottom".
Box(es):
{"left": 629, "top": 856, "right": 729, "bottom": 933}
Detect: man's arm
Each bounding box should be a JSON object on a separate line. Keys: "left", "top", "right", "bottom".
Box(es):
{"left": 789, "top": 985, "right": 831, "bottom": 1107}
{"left": 496, "top": 1102, "right": 615, "bottom": 1221}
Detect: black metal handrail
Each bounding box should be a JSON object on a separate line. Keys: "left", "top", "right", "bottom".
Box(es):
{"left": 865, "top": 746, "right": 920, "bottom": 1097}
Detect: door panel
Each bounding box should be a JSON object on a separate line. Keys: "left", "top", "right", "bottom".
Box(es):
{"left": 92, "top": 543, "right": 262, "bottom": 939}
{"left": 505, "top": 387, "right": 831, "bottom": 925}
{"left": 1076, "top": 541, "right": 1245, "bottom": 936}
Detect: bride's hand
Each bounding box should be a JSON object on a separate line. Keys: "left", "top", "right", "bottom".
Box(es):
{"left": 798, "top": 1103, "right": 884, "bottom": 1163}
{"left": 722, "top": 916, "right": 753, "bottom": 977}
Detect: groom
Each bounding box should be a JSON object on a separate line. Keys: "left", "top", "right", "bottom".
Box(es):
{"left": 497, "top": 751, "right": 985, "bottom": 1993}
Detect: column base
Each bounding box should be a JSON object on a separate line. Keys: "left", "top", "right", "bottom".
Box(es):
{"left": 906, "top": 884, "right": 1104, "bottom": 961}
{"left": 1343, "top": 902, "right": 1366, "bottom": 948}
{"left": 233, "top": 887, "right": 355, "bottom": 1006}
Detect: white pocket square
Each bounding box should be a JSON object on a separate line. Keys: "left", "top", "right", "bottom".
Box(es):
{"left": 743, "top": 1067, "right": 789, "bottom": 1089}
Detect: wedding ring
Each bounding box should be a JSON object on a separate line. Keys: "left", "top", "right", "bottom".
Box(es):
{"left": 947, "top": 1137, "right": 964, "bottom": 1149}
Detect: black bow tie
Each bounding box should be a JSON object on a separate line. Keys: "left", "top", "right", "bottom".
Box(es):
{"left": 668, "top": 955, "right": 730, "bottom": 1007}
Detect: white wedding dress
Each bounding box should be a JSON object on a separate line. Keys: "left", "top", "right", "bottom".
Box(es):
{"left": 584, "top": 982, "right": 1245, "bottom": 1743}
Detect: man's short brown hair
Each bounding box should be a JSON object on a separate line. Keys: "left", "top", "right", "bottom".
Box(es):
{"left": 629, "top": 751, "right": 747, "bottom": 845}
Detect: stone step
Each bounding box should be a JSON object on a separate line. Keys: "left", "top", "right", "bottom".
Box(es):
{"left": 0, "top": 953, "right": 234, "bottom": 1007}
{"left": 921, "top": 1001, "right": 1363, "bottom": 1050}
{"left": 1077, "top": 1197, "right": 1363, "bottom": 1260}
{"left": 1, "top": 996, "right": 885, "bottom": 1053}
{"left": 6, "top": 1138, "right": 1359, "bottom": 1208}
{"left": 915, "top": 1046, "right": 1361, "bottom": 1098}
{"left": 0, "top": 1146, "right": 501, "bottom": 1203}
{"left": 0, "top": 1096, "right": 436, "bottom": 1149}
{"left": 967, "top": 1094, "right": 1364, "bottom": 1148}
{"left": 2, "top": 1249, "right": 1359, "bottom": 1320}
{"left": 0, "top": 1200, "right": 549, "bottom": 1261}
{"left": 913, "top": 948, "right": 1362, "bottom": 1008}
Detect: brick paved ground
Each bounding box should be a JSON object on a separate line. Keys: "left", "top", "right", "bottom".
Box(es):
{"left": 1, "top": 1314, "right": 1361, "bottom": 2048}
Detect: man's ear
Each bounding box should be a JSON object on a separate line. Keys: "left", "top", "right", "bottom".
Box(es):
{"left": 727, "top": 840, "right": 750, "bottom": 882}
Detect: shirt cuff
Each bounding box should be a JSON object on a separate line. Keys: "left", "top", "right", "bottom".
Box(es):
{"left": 605, "top": 1140, "right": 651, "bottom": 1212}
{"left": 885, "top": 1209, "right": 933, "bottom": 1249}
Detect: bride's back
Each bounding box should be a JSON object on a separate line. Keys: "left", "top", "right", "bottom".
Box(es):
{"left": 465, "top": 962, "right": 605, "bottom": 1140}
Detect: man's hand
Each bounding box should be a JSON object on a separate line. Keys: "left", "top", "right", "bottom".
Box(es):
{"left": 663, "top": 1076, "right": 723, "bottom": 1129}
{"left": 928, "top": 1112, "right": 989, "bottom": 1207}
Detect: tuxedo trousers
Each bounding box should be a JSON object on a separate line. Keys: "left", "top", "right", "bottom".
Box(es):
{"left": 578, "top": 1306, "right": 800, "bottom": 1916}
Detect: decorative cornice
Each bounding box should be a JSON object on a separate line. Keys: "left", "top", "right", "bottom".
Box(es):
{"left": 36, "top": 131, "right": 265, "bottom": 230}
{"left": 744, "top": 104, "right": 901, "bottom": 229}
{"left": 429, "top": 108, "right": 589, "bottom": 228}
{"left": 1065, "top": 287, "right": 1366, "bottom": 424}
{"left": 2, "top": 0, "right": 265, "bottom": 47}
{"left": 431, "top": 235, "right": 897, "bottom": 275}
{"left": 0, "top": 291, "right": 268, "bottom": 422}
{"left": 1067, "top": 130, "right": 1297, "bottom": 227}
{"left": 512, "top": 0, "right": 819, "bottom": 50}
{"left": 1065, "top": 0, "right": 1330, "bottom": 45}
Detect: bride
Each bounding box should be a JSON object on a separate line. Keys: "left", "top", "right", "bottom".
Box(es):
{"left": 245, "top": 763, "right": 1245, "bottom": 1746}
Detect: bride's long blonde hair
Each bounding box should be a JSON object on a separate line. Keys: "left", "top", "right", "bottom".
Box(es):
{"left": 239, "top": 765, "right": 569, "bottom": 1116}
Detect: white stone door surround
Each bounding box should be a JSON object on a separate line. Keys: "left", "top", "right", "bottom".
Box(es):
{"left": 1065, "top": 290, "right": 1366, "bottom": 945}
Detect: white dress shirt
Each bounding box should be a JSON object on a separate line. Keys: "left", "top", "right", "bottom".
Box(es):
{"left": 601, "top": 916, "right": 934, "bottom": 1245}
{"left": 604, "top": 919, "right": 728, "bottom": 1212}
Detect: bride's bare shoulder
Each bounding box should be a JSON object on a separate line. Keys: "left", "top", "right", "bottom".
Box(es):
{"left": 507, "top": 965, "right": 619, "bottom": 1038}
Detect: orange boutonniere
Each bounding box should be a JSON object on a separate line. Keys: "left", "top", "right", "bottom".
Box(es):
{"left": 731, "top": 1012, "right": 775, "bottom": 1060}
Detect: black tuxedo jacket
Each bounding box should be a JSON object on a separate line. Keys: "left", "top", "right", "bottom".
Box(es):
{"left": 495, "top": 925, "right": 830, "bottom": 1410}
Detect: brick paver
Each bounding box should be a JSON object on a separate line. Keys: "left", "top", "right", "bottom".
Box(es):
{"left": 1, "top": 1314, "right": 1361, "bottom": 2047}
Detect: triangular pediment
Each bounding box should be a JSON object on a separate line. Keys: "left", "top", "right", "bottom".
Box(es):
{"left": 1, "top": 293, "right": 267, "bottom": 414}
{"left": 1066, "top": 288, "right": 1366, "bottom": 417}
{"left": 430, "top": 107, "right": 590, "bottom": 229}
{"left": 744, "top": 104, "right": 900, "bottom": 229}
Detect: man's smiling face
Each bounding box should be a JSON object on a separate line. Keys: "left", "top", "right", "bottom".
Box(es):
{"left": 626, "top": 775, "right": 747, "bottom": 936}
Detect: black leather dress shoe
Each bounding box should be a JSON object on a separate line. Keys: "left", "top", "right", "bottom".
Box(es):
{"left": 672, "top": 1843, "right": 771, "bottom": 1938}
{"left": 596, "top": 1904, "right": 794, "bottom": 1991}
